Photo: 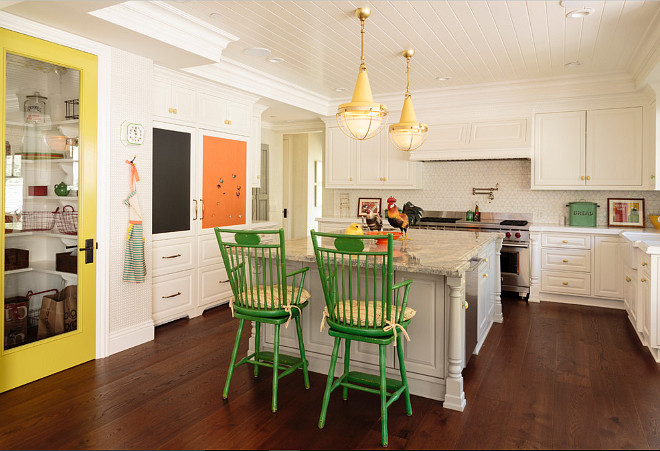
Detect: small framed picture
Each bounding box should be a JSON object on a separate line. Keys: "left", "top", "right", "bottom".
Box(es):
{"left": 357, "top": 198, "right": 381, "bottom": 217}
{"left": 608, "top": 198, "right": 645, "bottom": 227}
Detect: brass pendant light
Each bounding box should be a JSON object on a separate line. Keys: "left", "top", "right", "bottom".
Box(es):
{"left": 336, "top": 7, "right": 388, "bottom": 141}
{"left": 389, "top": 49, "right": 428, "bottom": 151}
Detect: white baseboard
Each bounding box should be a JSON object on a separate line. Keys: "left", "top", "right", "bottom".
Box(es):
{"left": 538, "top": 292, "right": 625, "bottom": 310}
{"left": 108, "top": 320, "right": 155, "bottom": 356}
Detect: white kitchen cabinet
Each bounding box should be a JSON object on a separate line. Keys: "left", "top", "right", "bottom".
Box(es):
{"left": 325, "top": 127, "right": 356, "bottom": 187}
{"left": 153, "top": 80, "right": 196, "bottom": 123}
{"left": 623, "top": 264, "right": 639, "bottom": 330}
{"left": 533, "top": 107, "right": 644, "bottom": 189}
{"left": 593, "top": 236, "right": 624, "bottom": 300}
{"left": 587, "top": 108, "right": 643, "bottom": 187}
{"left": 533, "top": 111, "right": 585, "bottom": 187}
{"left": 409, "top": 118, "right": 531, "bottom": 161}
{"left": 325, "top": 126, "right": 419, "bottom": 189}
{"left": 197, "top": 93, "right": 251, "bottom": 136}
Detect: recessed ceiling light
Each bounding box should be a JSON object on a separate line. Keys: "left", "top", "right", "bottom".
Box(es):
{"left": 334, "top": 87, "right": 347, "bottom": 92}
{"left": 566, "top": 7, "right": 594, "bottom": 18}
{"left": 243, "top": 47, "right": 271, "bottom": 57}
{"left": 267, "top": 56, "right": 285, "bottom": 63}
{"left": 435, "top": 76, "right": 451, "bottom": 81}
{"left": 565, "top": 61, "right": 582, "bottom": 67}
{"left": 209, "top": 12, "right": 221, "bottom": 19}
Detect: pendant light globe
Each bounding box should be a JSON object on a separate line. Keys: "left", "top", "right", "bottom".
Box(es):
{"left": 389, "top": 49, "right": 428, "bottom": 152}
{"left": 336, "top": 8, "right": 388, "bottom": 140}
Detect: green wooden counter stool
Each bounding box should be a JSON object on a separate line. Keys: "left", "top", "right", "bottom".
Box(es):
{"left": 310, "top": 230, "right": 416, "bottom": 447}
{"left": 215, "top": 228, "right": 311, "bottom": 413}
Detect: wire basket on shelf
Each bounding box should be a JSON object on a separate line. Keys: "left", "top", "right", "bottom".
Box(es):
{"left": 20, "top": 209, "right": 57, "bottom": 231}
{"left": 55, "top": 205, "right": 77, "bottom": 235}
{"left": 26, "top": 289, "right": 59, "bottom": 329}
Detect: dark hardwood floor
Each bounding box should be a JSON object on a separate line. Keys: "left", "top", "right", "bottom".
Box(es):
{"left": 2, "top": 295, "right": 660, "bottom": 449}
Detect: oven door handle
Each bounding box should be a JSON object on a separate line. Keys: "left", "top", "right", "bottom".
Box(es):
{"left": 503, "top": 243, "right": 529, "bottom": 248}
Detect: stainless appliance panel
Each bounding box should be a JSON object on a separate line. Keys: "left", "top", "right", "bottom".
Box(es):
{"left": 501, "top": 243, "right": 530, "bottom": 294}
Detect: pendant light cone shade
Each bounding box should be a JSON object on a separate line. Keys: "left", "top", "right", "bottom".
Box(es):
{"left": 389, "top": 50, "right": 428, "bottom": 151}
{"left": 336, "top": 8, "right": 388, "bottom": 140}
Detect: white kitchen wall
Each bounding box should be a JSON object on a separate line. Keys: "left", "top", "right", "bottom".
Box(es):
{"left": 108, "top": 48, "right": 153, "bottom": 335}
{"left": 334, "top": 159, "right": 660, "bottom": 227}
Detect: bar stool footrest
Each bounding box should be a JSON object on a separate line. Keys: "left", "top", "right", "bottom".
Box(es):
{"left": 345, "top": 371, "right": 403, "bottom": 393}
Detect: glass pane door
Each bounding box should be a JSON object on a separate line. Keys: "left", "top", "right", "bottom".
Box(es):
{"left": 2, "top": 28, "right": 97, "bottom": 392}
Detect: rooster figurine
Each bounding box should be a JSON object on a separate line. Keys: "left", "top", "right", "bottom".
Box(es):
{"left": 364, "top": 208, "right": 383, "bottom": 232}
{"left": 386, "top": 197, "right": 424, "bottom": 241}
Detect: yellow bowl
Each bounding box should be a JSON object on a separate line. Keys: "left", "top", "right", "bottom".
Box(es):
{"left": 650, "top": 215, "right": 660, "bottom": 229}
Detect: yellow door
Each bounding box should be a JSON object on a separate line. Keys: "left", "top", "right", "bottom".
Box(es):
{"left": 1, "top": 28, "right": 97, "bottom": 392}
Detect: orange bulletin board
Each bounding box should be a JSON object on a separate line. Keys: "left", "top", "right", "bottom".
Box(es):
{"left": 202, "top": 135, "right": 247, "bottom": 229}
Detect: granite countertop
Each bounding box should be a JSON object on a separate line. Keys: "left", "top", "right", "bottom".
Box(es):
{"left": 285, "top": 229, "right": 501, "bottom": 277}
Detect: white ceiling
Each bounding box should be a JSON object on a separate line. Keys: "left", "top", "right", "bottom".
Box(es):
{"left": 3, "top": 1, "right": 660, "bottom": 121}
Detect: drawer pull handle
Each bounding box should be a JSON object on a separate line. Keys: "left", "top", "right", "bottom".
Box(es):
{"left": 562, "top": 282, "right": 568, "bottom": 285}
{"left": 641, "top": 278, "right": 648, "bottom": 283}
{"left": 562, "top": 259, "right": 568, "bottom": 263}
{"left": 642, "top": 262, "right": 648, "bottom": 266}
{"left": 219, "top": 279, "right": 229, "bottom": 283}
{"left": 562, "top": 240, "right": 568, "bottom": 243}
{"left": 482, "top": 273, "right": 488, "bottom": 278}
{"left": 162, "top": 292, "right": 182, "bottom": 299}
{"left": 626, "top": 276, "right": 631, "bottom": 282}
{"left": 162, "top": 254, "right": 181, "bottom": 259}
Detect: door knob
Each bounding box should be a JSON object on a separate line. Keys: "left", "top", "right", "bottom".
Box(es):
{"left": 79, "top": 238, "right": 95, "bottom": 264}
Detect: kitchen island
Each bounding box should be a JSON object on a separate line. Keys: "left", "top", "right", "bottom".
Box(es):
{"left": 252, "top": 229, "right": 503, "bottom": 411}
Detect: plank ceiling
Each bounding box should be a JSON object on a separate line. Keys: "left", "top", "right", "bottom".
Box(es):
{"left": 177, "top": 0, "right": 660, "bottom": 97}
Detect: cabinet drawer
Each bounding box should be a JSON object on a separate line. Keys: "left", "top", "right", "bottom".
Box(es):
{"left": 153, "top": 239, "right": 194, "bottom": 276}
{"left": 153, "top": 272, "right": 194, "bottom": 317}
{"left": 542, "top": 233, "right": 591, "bottom": 249}
{"left": 541, "top": 271, "right": 591, "bottom": 296}
{"left": 199, "top": 235, "right": 223, "bottom": 267}
{"left": 541, "top": 248, "right": 591, "bottom": 272}
{"left": 199, "top": 265, "right": 233, "bottom": 308}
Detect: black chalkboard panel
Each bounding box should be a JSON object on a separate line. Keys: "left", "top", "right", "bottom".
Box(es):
{"left": 153, "top": 128, "right": 191, "bottom": 235}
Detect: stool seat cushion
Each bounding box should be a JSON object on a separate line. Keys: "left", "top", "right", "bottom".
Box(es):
{"left": 232, "top": 285, "right": 311, "bottom": 310}
{"left": 326, "top": 300, "right": 416, "bottom": 327}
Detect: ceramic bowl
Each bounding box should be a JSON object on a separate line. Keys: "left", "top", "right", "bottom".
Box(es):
{"left": 58, "top": 125, "right": 79, "bottom": 138}
{"left": 43, "top": 135, "right": 67, "bottom": 152}
{"left": 649, "top": 215, "right": 660, "bottom": 230}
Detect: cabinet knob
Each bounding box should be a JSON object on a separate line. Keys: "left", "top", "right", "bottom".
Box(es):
{"left": 349, "top": 177, "right": 352, "bottom": 181}
{"left": 168, "top": 108, "right": 173, "bottom": 113}
{"left": 562, "top": 282, "right": 569, "bottom": 285}
{"left": 642, "top": 262, "right": 648, "bottom": 266}
{"left": 641, "top": 277, "right": 648, "bottom": 283}
{"left": 483, "top": 273, "right": 488, "bottom": 278}
{"left": 651, "top": 174, "right": 655, "bottom": 180}
{"left": 562, "top": 240, "right": 568, "bottom": 243}
{"left": 586, "top": 176, "right": 591, "bottom": 180}
{"left": 626, "top": 276, "right": 631, "bottom": 282}
{"left": 257, "top": 175, "right": 260, "bottom": 179}
{"left": 581, "top": 176, "right": 585, "bottom": 180}
{"left": 173, "top": 108, "right": 178, "bottom": 114}
{"left": 562, "top": 259, "right": 568, "bottom": 263}
{"left": 383, "top": 177, "right": 386, "bottom": 181}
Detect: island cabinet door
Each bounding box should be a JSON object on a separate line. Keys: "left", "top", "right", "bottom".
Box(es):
{"left": 394, "top": 272, "right": 446, "bottom": 378}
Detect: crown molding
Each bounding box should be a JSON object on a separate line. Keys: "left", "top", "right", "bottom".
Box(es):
{"left": 632, "top": 7, "right": 660, "bottom": 87}
{"left": 262, "top": 120, "right": 325, "bottom": 134}
{"left": 183, "top": 57, "right": 331, "bottom": 116}
{"left": 89, "top": 1, "right": 238, "bottom": 63}
{"left": 253, "top": 103, "right": 270, "bottom": 116}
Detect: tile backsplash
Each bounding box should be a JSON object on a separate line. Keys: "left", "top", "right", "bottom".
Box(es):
{"left": 334, "top": 159, "right": 660, "bottom": 226}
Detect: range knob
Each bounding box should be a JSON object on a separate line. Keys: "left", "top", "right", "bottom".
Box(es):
{"left": 515, "top": 232, "right": 521, "bottom": 238}
{"left": 505, "top": 232, "right": 511, "bottom": 238}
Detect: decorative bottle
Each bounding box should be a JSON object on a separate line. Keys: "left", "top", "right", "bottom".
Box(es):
{"left": 474, "top": 202, "right": 480, "bottom": 222}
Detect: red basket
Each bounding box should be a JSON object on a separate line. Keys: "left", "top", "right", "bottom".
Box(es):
{"left": 20, "top": 209, "right": 56, "bottom": 231}
{"left": 55, "top": 205, "right": 77, "bottom": 235}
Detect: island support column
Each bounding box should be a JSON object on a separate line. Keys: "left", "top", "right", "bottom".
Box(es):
{"left": 444, "top": 276, "right": 466, "bottom": 411}
{"left": 493, "top": 237, "right": 504, "bottom": 323}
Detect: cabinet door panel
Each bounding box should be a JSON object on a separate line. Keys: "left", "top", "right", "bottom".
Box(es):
{"left": 171, "top": 85, "right": 196, "bottom": 122}
{"left": 153, "top": 126, "right": 194, "bottom": 238}
{"left": 326, "top": 127, "right": 355, "bottom": 187}
{"left": 424, "top": 123, "right": 469, "bottom": 148}
{"left": 586, "top": 107, "right": 643, "bottom": 187}
{"left": 356, "top": 134, "right": 383, "bottom": 186}
{"left": 400, "top": 272, "right": 445, "bottom": 377}
{"left": 199, "top": 131, "right": 247, "bottom": 230}
{"left": 153, "top": 81, "right": 171, "bottom": 119}
{"left": 199, "top": 265, "right": 232, "bottom": 308}
{"left": 470, "top": 119, "right": 527, "bottom": 147}
{"left": 197, "top": 94, "right": 226, "bottom": 129}
{"left": 384, "top": 136, "right": 417, "bottom": 187}
{"left": 534, "top": 111, "right": 585, "bottom": 187}
{"left": 225, "top": 102, "right": 251, "bottom": 135}
{"left": 593, "top": 237, "right": 624, "bottom": 299}
{"left": 152, "top": 271, "right": 195, "bottom": 323}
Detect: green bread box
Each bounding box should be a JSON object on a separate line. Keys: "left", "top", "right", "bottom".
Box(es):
{"left": 567, "top": 201, "right": 599, "bottom": 227}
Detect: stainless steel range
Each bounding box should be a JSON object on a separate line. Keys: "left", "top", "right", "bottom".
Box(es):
{"left": 412, "top": 211, "right": 531, "bottom": 297}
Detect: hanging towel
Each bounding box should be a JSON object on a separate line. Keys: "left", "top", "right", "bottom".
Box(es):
{"left": 123, "top": 160, "right": 146, "bottom": 283}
